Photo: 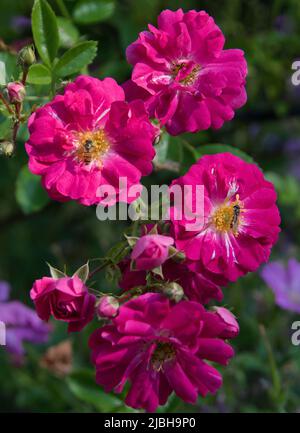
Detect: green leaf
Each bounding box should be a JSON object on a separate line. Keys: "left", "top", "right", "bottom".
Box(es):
{"left": 27, "top": 64, "right": 51, "bottom": 85}
{"left": 67, "top": 370, "right": 123, "bottom": 412}
{"left": 46, "top": 262, "right": 66, "bottom": 279}
{"left": 15, "top": 165, "right": 50, "bottom": 214}
{"left": 73, "top": 0, "right": 115, "bottom": 24}
{"left": 53, "top": 41, "right": 97, "bottom": 77}
{"left": 73, "top": 262, "right": 89, "bottom": 283}
{"left": 195, "top": 144, "right": 255, "bottom": 164}
{"left": 0, "top": 52, "right": 18, "bottom": 83}
{"left": 57, "top": 17, "right": 79, "bottom": 48}
{"left": 31, "top": 0, "right": 59, "bottom": 66}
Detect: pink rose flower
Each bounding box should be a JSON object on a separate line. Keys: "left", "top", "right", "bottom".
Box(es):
{"left": 97, "top": 295, "right": 119, "bottom": 319}
{"left": 131, "top": 234, "right": 174, "bottom": 270}
{"left": 214, "top": 307, "right": 239, "bottom": 338}
{"left": 119, "top": 258, "right": 223, "bottom": 304}
{"left": 30, "top": 275, "right": 96, "bottom": 332}
{"left": 89, "top": 293, "right": 237, "bottom": 412}
{"left": 6, "top": 81, "right": 26, "bottom": 103}
{"left": 170, "top": 153, "right": 281, "bottom": 284}
{"left": 25, "top": 75, "right": 157, "bottom": 206}
{"left": 125, "top": 9, "right": 247, "bottom": 135}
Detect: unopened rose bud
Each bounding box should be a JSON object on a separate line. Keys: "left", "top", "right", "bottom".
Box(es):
{"left": 162, "top": 282, "right": 184, "bottom": 303}
{"left": 0, "top": 141, "right": 14, "bottom": 157}
{"left": 214, "top": 307, "right": 239, "bottom": 338}
{"left": 97, "top": 296, "right": 119, "bottom": 319}
{"left": 17, "top": 44, "right": 36, "bottom": 70}
{"left": 6, "top": 82, "right": 26, "bottom": 104}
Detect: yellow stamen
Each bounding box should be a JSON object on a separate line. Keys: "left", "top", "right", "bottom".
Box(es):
{"left": 180, "top": 65, "right": 201, "bottom": 86}
{"left": 74, "top": 129, "right": 110, "bottom": 167}
{"left": 151, "top": 342, "right": 176, "bottom": 372}
{"left": 171, "top": 63, "right": 201, "bottom": 86}
{"left": 211, "top": 195, "right": 243, "bottom": 236}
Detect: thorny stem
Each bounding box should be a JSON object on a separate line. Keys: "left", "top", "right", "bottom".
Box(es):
{"left": 11, "top": 70, "right": 29, "bottom": 146}
{"left": 0, "top": 93, "right": 13, "bottom": 115}
{"left": 88, "top": 260, "right": 111, "bottom": 280}
{"left": 12, "top": 102, "right": 22, "bottom": 144}
{"left": 21, "top": 69, "right": 28, "bottom": 86}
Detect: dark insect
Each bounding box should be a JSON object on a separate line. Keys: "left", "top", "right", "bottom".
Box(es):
{"left": 82, "top": 139, "right": 94, "bottom": 164}
{"left": 230, "top": 204, "right": 241, "bottom": 232}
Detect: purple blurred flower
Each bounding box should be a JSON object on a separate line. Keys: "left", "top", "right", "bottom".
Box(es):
{"left": 284, "top": 138, "right": 300, "bottom": 180}
{"left": 0, "top": 281, "right": 50, "bottom": 364}
{"left": 261, "top": 259, "right": 300, "bottom": 313}
{"left": 274, "top": 15, "right": 294, "bottom": 35}
{"left": 11, "top": 16, "right": 31, "bottom": 32}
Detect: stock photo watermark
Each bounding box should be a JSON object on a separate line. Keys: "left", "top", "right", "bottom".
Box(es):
{"left": 95, "top": 177, "right": 206, "bottom": 231}
{"left": 291, "top": 61, "right": 300, "bottom": 86}
{"left": 291, "top": 321, "right": 300, "bottom": 346}
{"left": 0, "top": 321, "right": 6, "bottom": 346}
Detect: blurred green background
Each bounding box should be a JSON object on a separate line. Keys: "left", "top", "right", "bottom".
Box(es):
{"left": 1, "top": 0, "right": 300, "bottom": 413}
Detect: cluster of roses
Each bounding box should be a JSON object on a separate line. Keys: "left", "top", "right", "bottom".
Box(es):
{"left": 27, "top": 9, "right": 280, "bottom": 412}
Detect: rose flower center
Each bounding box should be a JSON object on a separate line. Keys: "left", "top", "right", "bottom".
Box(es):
{"left": 211, "top": 195, "right": 242, "bottom": 236}
{"left": 151, "top": 341, "right": 176, "bottom": 371}
{"left": 74, "top": 129, "right": 110, "bottom": 167}
{"left": 171, "top": 61, "right": 201, "bottom": 86}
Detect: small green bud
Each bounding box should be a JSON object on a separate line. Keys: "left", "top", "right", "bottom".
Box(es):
{"left": 0, "top": 141, "right": 14, "bottom": 157}
{"left": 17, "top": 45, "right": 36, "bottom": 70}
{"left": 162, "top": 282, "right": 184, "bottom": 303}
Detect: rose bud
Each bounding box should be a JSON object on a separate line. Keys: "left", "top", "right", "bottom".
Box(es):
{"left": 6, "top": 82, "right": 26, "bottom": 104}
{"left": 17, "top": 44, "right": 36, "bottom": 69}
{"left": 162, "top": 282, "right": 184, "bottom": 303}
{"left": 214, "top": 307, "right": 239, "bottom": 338}
{"left": 30, "top": 275, "right": 96, "bottom": 332}
{"left": 0, "top": 141, "right": 14, "bottom": 157}
{"left": 131, "top": 234, "right": 174, "bottom": 271}
{"left": 97, "top": 296, "right": 119, "bottom": 319}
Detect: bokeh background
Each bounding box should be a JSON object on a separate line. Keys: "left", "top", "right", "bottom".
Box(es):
{"left": 0, "top": 0, "right": 300, "bottom": 413}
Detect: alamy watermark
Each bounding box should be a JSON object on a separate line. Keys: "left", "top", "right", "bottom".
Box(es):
{"left": 291, "top": 61, "right": 300, "bottom": 86}
{"left": 291, "top": 321, "right": 300, "bottom": 346}
{"left": 0, "top": 321, "right": 6, "bottom": 346}
{"left": 95, "top": 177, "right": 205, "bottom": 231}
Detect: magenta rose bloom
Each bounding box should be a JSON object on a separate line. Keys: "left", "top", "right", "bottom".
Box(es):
{"left": 125, "top": 9, "right": 247, "bottom": 135}
{"left": 89, "top": 293, "right": 237, "bottom": 412}
{"left": 119, "top": 258, "right": 223, "bottom": 304}
{"left": 170, "top": 153, "right": 281, "bottom": 284}
{"left": 25, "top": 75, "right": 156, "bottom": 206}
{"left": 30, "top": 275, "right": 96, "bottom": 332}
{"left": 131, "top": 234, "right": 174, "bottom": 270}
{"left": 214, "top": 307, "right": 239, "bottom": 338}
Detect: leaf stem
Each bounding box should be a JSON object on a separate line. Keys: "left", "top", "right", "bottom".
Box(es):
{"left": 55, "top": 0, "right": 71, "bottom": 20}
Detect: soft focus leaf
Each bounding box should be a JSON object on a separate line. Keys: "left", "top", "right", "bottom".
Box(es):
{"left": 195, "top": 144, "right": 255, "bottom": 164}
{"left": 53, "top": 41, "right": 97, "bottom": 77}
{"left": 31, "top": 0, "right": 59, "bottom": 66}
{"left": 27, "top": 64, "right": 51, "bottom": 85}
{"left": 57, "top": 17, "right": 80, "bottom": 48}
{"left": 15, "top": 165, "right": 50, "bottom": 214}
{"left": 0, "top": 52, "right": 18, "bottom": 82}
{"left": 73, "top": 0, "right": 115, "bottom": 24}
{"left": 67, "top": 370, "right": 122, "bottom": 412}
